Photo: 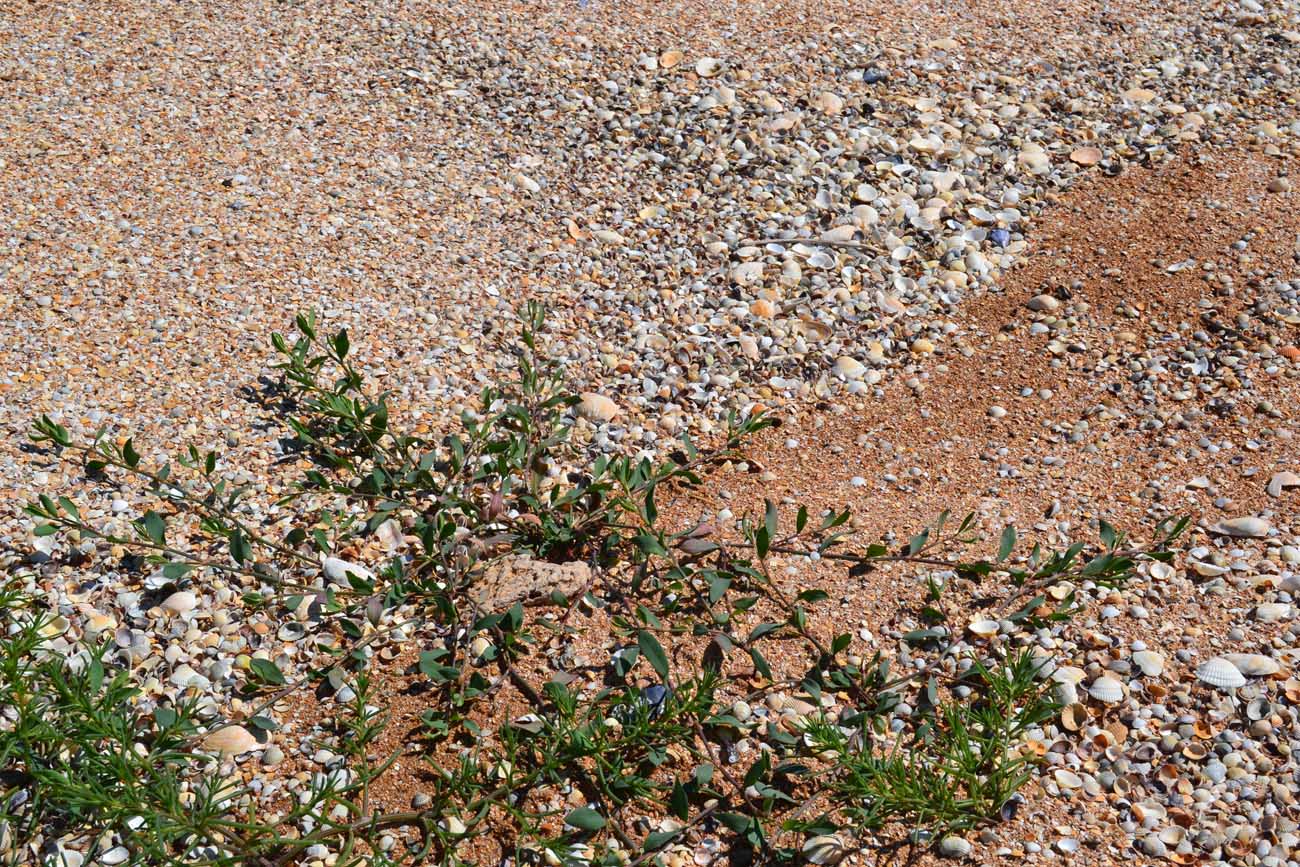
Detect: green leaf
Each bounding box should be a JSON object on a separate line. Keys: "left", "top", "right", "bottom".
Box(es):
{"left": 764, "top": 499, "right": 778, "bottom": 543}
{"left": 644, "top": 830, "right": 679, "bottom": 850}
{"left": 997, "top": 525, "right": 1017, "bottom": 562}
{"left": 749, "top": 647, "right": 772, "bottom": 680}
{"left": 250, "top": 658, "right": 285, "bottom": 686}
{"left": 142, "top": 510, "right": 166, "bottom": 546}
{"left": 123, "top": 439, "right": 140, "bottom": 469}
{"left": 34, "top": 524, "right": 59, "bottom": 537}
{"left": 908, "top": 527, "right": 929, "bottom": 555}
{"left": 1099, "top": 519, "right": 1117, "bottom": 549}
{"left": 669, "top": 781, "right": 689, "bottom": 820}
{"left": 229, "top": 530, "right": 252, "bottom": 564}
{"left": 708, "top": 574, "right": 731, "bottom": 605}
{"left": 565, "top": 807, "right": 605, "bottom": 832}
{"left": 162, "top": 562, "right": 194, "bottom": 580}
{"left": 638, "top": 630, "right": 669, "bottom": 681}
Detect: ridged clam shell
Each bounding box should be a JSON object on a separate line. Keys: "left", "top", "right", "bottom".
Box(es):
{"left": 1088, "top": 676, "right": 1125, "bottom": 704}
{"left": 1197, "top": 657, "right": 1246, "bottom": 690}
{"left": 1223, "top": 653, "right": 1281, "bottom": 677}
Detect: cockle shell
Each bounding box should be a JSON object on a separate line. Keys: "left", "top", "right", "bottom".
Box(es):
{"left": 1197, "top": 657, "right": 1246, "bottom": 690}
{"left": 1088, "top": 676, "right": 1125, "bottom": 704}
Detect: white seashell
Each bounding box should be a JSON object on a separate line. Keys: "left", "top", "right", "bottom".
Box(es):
{"left": 1132, "top": 651, "right": 1165, "bottom": 677}
{"left": 160, "top": 590, "right": 197, "bottom": 616}
{"left": 99, "top": 847, "right": 130, "bottom": 866}
{"left": 1051, "top": 665, "right": 1087, "bottom": 685}
{"left": 1223, "top": 653, "right": 1281, "bottom": 677}
{"left": 820, "top": 225, "right": 858, "bottom": 243}
{"left": 576, "top": 392, "right": 619, "bottom": 423}
{"left": 731, "top": 261, "right": 764, "bottom": 286}
{"left": 1087, "top": 676, "right": 1125, "bottom": 704}
{"left": 802, "top": 834, "right": 846, "bottom": 865}
{"left": 1255, "top": 602, "right": 1292, "bottom": 622}
{"left": 936, "top": 836, "right": 972, "bottom": 859}
{"left": 1148, "top": 561, "right": 1174, "bottom": 581}
{"left": 967, "top": 618, "right": 1000, "bottom": 637}
{"left": 1060, "top": 703, "right": 1088, "bottom": 731}
{"left": 375, "top": 518, "right": 404, "bottom": 552}
{"left": 832, "top": 357, "right": 866, "bottom": 381}
{"left": 695, "top": 57, "right": 722, "bottom": 77}
{"left": 1267, "top": 471, "right": 1300, "bottom": 497}
{"left": 1189, "top": 559, "right": 1229, "bottom": 577}
{"left": 201, "top": 725, "right": 259, "bottom": 756}
{"left": 321, "top": 556, "right": 375, "bottom": 585}
{"left": 1197, "top": 657, "right": 1246, "bottom": 690}
{"left": 1210, "top": 516, "right": 1270, "bottom": 538}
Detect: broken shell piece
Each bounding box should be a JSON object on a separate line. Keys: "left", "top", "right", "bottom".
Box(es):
{"left": 1223, "top": 653, "right": 1281, "bottom": 677}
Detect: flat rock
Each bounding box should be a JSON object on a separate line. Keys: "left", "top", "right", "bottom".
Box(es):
{"left": 470, "top": 556, "right": 592, "bottom": 611}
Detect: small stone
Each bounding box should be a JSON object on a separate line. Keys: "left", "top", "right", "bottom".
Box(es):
{"left": 1027, "top": 294, "right": 1060, "bottom": 312}
{"left": 1267, "top": 177, "right": 1292, "bottom": 193}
